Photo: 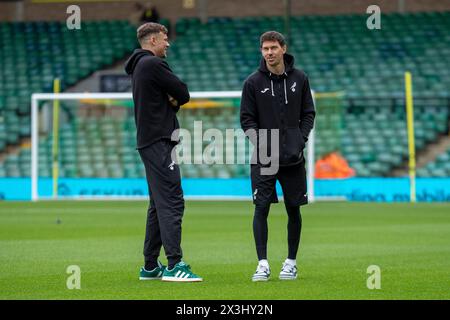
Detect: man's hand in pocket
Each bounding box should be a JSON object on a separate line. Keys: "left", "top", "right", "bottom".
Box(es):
{"left": 168, "top": 95, "right": 178, "bottom": 107}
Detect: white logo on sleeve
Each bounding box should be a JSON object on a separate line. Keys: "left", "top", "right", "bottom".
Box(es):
{"left": 168, "top": 161, "right": 175, "bottom": 171}
{"left": 291, "top": 82, "right": 297, "bottom": 92}
{"left": 261, "top": 88, "right": 270, "bottom": 93}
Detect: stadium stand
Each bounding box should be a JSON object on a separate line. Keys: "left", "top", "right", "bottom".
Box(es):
{"left": 0, "top": 20, "right": 136, "bottom": 152}
{"left": 169, "top": 12, "right": 450, "bottom": 97}
{"left": 417, "top": 145, "right": 450, "bottom": 177}
{"left": 0, "top": 11, "right": 449, "bottom": 178}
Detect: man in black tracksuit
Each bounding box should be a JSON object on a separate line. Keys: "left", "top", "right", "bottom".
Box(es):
{"left": 240, "top": 31, "right": 315, "bottom": 281}
{"left": 125, "top": 23, "right": 202, "bottom": 282}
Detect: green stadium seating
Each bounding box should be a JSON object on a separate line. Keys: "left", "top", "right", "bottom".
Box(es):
{"left": 1, "top": 12, "right": 449, "bottom": 178}
{"left": 418, "top": 146, "right": 450, "bottom": 177}
{"left": 0, "top": 20, "right": 137, "bottom": 153}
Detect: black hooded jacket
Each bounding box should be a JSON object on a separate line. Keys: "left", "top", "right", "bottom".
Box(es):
{"left": 240, "top": 53, "right": 316, "bottom": 167}
{"left": 125, "top": 49, "right": 190, "bottom": 149}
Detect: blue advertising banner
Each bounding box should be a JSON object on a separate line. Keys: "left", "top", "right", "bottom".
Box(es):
{"left": 0, "top": 178, "right": 449, "bottom": 202}
{"left": 315, "top": 178, "right": 450, "bottom": 202}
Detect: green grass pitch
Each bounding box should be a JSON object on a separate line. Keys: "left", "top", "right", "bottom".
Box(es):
{"left": 0, "top": 200, "right": 449, "bottom": 299}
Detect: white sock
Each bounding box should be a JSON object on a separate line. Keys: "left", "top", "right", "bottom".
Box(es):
{"left": 285, "top": 258, "right": 296, "bottom": 266}
{"left": 259, "top": 259, "right": 269, "bottom": 267}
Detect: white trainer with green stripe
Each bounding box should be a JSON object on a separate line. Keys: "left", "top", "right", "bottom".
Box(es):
{"left": 252, "top": 263, "right": 271, "bottom": 282}
{"left": 279, "top": 261, "right": 298, "bottom": 280}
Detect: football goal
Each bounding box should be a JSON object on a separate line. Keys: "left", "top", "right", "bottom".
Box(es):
{"left": 30, "top": 91, "right": 322, "bottom": 201}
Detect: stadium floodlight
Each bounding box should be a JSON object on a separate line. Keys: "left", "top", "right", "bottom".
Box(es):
{"left": 30, "top": 91, "right": 316, "bottom": 202}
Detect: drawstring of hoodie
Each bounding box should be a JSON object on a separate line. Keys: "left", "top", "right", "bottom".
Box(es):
{"left": 283, "top": 78, "right": 288, "bottom": 104}
{"left": 269, "top": 73, "right": 275, "bottom": 97}
{"left": 269, "top": 72, "right": 288, "bottom": 104}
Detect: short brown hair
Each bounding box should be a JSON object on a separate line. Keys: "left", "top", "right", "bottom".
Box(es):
{"left": 137, "top": 22, "right": 168, "bottom": 46}
{"left": 260, "top": 31, "right": 286, "bottom": 48}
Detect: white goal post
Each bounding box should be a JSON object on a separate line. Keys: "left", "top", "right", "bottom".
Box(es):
{"left": 30, "top": 91, "right": 316, "bottom": 201}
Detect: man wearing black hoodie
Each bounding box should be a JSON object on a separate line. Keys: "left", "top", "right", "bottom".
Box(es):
{"left": 240, "top": 31, "right": 315, "bottom": 282}
{"left": 125, "top": 22, "right": 202, "bottom": 282}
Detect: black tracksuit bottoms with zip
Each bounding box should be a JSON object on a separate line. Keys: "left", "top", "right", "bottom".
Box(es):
{"left": 138, "top": 139, "right": 184, "bottom": 269}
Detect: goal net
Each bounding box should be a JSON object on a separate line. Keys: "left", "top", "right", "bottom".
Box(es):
{"left": 30, "top": 91, "right": 323, "bottom": 201}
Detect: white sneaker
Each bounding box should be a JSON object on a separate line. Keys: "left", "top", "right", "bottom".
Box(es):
{"left": 279, "top": 262, "right": 297, "bottom": 280}
{"left": 252, "top": 263, "right": 271, "bottom": 282}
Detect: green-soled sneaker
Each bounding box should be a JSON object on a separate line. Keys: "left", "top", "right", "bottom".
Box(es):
{"left": 161, "top": 261, "right": 203, "bottom": 282}
{"left": 139, "top": 261, "right": 165, "bottom": 280}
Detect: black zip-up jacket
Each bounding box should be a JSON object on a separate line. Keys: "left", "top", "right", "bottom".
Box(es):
{"left": 125, "top": 49, "right": 190, "bottom": 149}
{"left": 240, "top": 53, "right": 316, "bottom": 166}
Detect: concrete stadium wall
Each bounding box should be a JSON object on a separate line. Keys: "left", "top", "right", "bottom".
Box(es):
{"left": 1, "top": 0, "right": 450, "bottom": 22}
